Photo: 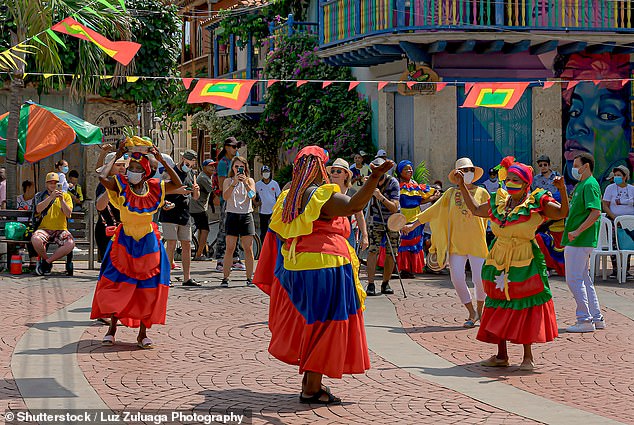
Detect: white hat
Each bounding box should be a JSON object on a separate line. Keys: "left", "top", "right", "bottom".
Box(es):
{"left": 376, "top": 149, "right": 388, "bottom": 158}
{"left": 96, "top": 152, "right": 129, "bottom": 174}
{"left": 326, "top": 158, "right": 353, "bottom": 179}
{"left": 448, "top": 157, "right": 484, "bottom": 184}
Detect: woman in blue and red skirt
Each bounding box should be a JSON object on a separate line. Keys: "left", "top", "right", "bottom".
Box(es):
{"left": 91, "top": 141, "right": 183, "bottom": 349}
{"left": 253, "top": 146, "right": 393, "bottom": 405}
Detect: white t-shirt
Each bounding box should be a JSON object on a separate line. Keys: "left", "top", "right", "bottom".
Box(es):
{"left": 603, "top": 183, "right": 634, "bottom": 217}
{"left": 16, "top": 194, "right": 33, "bottom": 222}
{"left": 255, "top": 179, "right": 281, "bottom": 215}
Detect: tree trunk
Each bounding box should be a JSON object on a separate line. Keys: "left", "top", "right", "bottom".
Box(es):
{"left": 5, "top": 76, "right": 24, "bottom": 209}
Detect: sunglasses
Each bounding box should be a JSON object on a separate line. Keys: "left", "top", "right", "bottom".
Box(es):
{"left": 329, "top": 169, "right": 345, "bottom": 175}
{"left": 538, "top": 163, "right": 549, "bottom": 167}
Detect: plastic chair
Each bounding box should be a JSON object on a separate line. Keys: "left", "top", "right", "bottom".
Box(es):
{"left": 614, "top": 215, "right": 634, "bottom": 283}
{"left": 589, "top": 215, "right": 622, "bottom": 282}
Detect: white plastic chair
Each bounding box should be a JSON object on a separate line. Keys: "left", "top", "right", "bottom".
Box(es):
{"left": 614, "top": 215, "right": 634, "bottom": 283}
{"left": 589, "top": 215, "right": 622, "bottom": 282}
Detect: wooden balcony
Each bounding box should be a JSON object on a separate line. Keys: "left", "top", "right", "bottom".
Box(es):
{"left": 319, "top": 0, "right": 634, "bottom": 66}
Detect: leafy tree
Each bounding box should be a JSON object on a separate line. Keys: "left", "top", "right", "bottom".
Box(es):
{"left": 99, "top": 0, "right": 181, "bottom": 104}
{"left": 1, "top": 0, "right": 132, "bottom": 207}
{"left": 257, "top": 31, "right": 373, "bottom": 166}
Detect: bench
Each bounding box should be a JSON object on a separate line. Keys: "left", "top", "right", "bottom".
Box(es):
{"left": 0, "top": 202, "right": 95, "bottom": 271}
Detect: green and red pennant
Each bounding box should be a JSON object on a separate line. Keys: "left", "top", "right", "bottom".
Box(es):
{"left": 52, "top": 17, "right": 140, "bottom": 66}
{"left": 187, "top": 79, "right": 258, "bottom": 109}
{"left": 461, "top": 82, "right": 530, "bottom": 109}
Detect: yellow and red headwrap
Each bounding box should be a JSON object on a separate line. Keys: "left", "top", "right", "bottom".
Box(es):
{"left": 129, "top": 152, "right": 152, "bottom": 178}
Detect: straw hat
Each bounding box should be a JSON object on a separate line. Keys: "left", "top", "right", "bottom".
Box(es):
{"left": 327, "top": 158, "right": 353, "bottom": 179}
{"left": 448, "top": 157, "right": 484, "bottom": 184}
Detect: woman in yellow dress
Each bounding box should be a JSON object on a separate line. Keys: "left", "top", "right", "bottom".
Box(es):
{"left": 455, "top": 157, "right": 568, "bottom": 370}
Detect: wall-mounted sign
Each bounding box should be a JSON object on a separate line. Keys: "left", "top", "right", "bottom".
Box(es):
{"left": 95, "top": 110, "right": 135, "bottom": 145}
{"left": 398, "top": 64, "right": 440, "bottom": 96}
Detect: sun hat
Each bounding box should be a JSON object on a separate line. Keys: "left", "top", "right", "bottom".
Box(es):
{"left": 448, "top": 158, "right": 484, "bottom": 184}
{"left": 45, "top": 172, "right": 60, "bottom": 182}
{"left": 326, "top": 158, "right": 353, "bottom": 179}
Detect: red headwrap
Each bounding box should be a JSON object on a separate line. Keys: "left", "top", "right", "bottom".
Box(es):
{"left": 296, "top": 146, "right": 329, "bottom": 165}
{"left": 507, "top": 163, "right": 534, "bottom": 187}
{"left": 130, "top": 152, "right": 152, "bottom": 178}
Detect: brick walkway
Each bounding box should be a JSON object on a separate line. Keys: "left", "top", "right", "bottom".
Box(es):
{"left": 2, "top": 263, "right": 633, "bottom": 424}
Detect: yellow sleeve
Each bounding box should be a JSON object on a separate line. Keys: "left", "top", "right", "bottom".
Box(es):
{"left": 77, "top": 185, "right": 84, "bottom": 202}
{"left": 415, "top": 188, "right": 452, "bottom": 224}
{"left": 63, "top": 192, "right": 74, "bottom": 210}
{"left": 269, "top": 184, "right": 340, "bottom": 240}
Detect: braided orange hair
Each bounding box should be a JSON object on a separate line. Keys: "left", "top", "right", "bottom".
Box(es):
{"left": 282, "top": 150, "right": 330, "bottom": 223}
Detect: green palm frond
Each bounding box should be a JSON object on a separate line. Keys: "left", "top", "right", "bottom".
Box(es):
{"left": 413, "top": 160, "right": 430, "bottom": 184}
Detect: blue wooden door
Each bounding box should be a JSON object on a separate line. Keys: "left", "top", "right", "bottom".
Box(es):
{"left": 457, "top": 87, "right": 532, "bottom": 175}
{"left": 394, "top": 94, "right": 414, "bottom": 164}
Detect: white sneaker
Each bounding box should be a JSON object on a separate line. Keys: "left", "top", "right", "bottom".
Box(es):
{"left": 593, "top": 320, "right": 606, "bottom": 330}
{"left": 566, "top": 322, "right": 595, "bottom": 333}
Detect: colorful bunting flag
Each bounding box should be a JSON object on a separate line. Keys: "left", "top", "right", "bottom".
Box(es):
{"left": 322, "top": 81, "right": 333, "bottom": 88}
{"left": 566, "top": 81, "right": 579, "bottom": 90}
{"left": 543, "top": 81, "right": 557, "bottom": 89}
{"left": 182, "top": 78, "right": 194, "bottom": 89}
{"left": 267, "top": 79, "right": 279, "bottom": 88}
{"left": 187, "top": 79, "right": 257, "bottom": 110}
{"left": 296, "top": 80, "right": 308, "bottom": 87}
{"left": 461, "top": 82, "right": 529, "bottom": 109}
{"left": 348, "top": 81, "right": 360, "bottom": 91}
{"left": 52, "top": 17, "right": 140, "bottom": 66}
{"left": 436, "top": 82, "right": 447, "bottom": 92}
{"left": 621, "top": 79, "right": 629, "bottom": 87}
{"left": 378, "top": 81, "right": 389, "bottom": 91}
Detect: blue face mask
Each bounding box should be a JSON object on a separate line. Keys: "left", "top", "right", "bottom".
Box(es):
{"left": 571, "top": 167, "right": 582, "bottom": 181}
{"left": 181, "top": 164, "right": 190, "bottom": 173}
{"left": 614, "top": 176, "right": 624, "bottom": 185}
{"left": 61, "top": 166, "right": 69, "bottom": 174}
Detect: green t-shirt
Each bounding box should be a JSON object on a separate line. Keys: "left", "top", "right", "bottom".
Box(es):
{"left": 562, "top": 176, "right": 601, "bottom": 247}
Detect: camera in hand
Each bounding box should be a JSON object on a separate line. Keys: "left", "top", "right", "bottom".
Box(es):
{"left": 237, "top": 166, "right": 245, "bottom": 175}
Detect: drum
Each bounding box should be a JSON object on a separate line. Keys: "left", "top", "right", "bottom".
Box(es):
{"left": 387, "top": 213, "right": 407, "bottom": 232}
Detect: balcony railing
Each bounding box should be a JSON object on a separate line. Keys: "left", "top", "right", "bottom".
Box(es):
{"left": 320, "top": 0, "right": 634, "bottom": 46}
{"left": 267, "top": 14, "right": 319, "bottom": 51}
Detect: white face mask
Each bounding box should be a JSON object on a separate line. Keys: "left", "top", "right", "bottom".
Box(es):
{"left": 127, "top": 170, "right": 144, "bottom": 184}
{"left": 463, "top": 171, "right": 475, "bottom": 184}
{"left": 262, "top": 172, "right": 271, "bottom": 179}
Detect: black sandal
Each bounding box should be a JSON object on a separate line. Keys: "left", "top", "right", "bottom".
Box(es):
{"left": 299, "top": 388, "right": 341, "bottom": 405}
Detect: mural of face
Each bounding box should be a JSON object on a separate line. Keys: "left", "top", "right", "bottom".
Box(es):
{"left": 564, "top": 81, "right": 629, "bottom": 186}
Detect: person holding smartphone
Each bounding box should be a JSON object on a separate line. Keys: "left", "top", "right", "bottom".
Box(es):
{"left": 221, "top": 156, "right": 257, "bottom": 287}
{"left": 31, "top": 172, "right": 75, "bottom": 276}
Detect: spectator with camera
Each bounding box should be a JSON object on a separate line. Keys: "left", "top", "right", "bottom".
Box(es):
{"left": 31, "top": 172, "right": 75, "bottom": 276}
{"left": 160, "top": 149, "right": 200, "bottom": 287}
{"left": 221, "top": 156, "right": 256, "bottom": 287}
{"left": 254, "top": 165, "right": 281, "bottom": 243}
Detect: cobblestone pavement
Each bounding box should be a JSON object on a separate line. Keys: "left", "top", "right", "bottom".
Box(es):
{"left": 2, "top": 263, "right": 633, "bottom": 424}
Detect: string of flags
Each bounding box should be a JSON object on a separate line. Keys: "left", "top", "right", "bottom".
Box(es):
{"left": 1, "top": 70, "right": 631, "bottom": 110}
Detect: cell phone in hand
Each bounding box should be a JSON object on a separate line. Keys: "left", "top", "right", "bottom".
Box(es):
{"left": 237, "top": 166, "right": 245, "bottom": 175}
{"left": 56, "top": 183, "right": 63, "bottom": 191}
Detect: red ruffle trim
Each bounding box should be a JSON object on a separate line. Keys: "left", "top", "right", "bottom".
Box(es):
{"left": 266, "top": 275, "right": 371, "bottom": 379}
{"left": 90, "top": 277, "right": 169, "bottom": 329}
{"left": 109, "top": 227, "right": 162, "bottom": 281}
{"left": 377, "top": 248, "right": 425, "bottom": 274}
{"left": 477, "top": 299, "right": 559, "bottom": 345}
{"left": 117, "top": 175, "right": 163, "bottom": 213}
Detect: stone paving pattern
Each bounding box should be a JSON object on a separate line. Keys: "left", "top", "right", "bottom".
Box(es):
{"left": 2, "top": 263, "right": 634, "bottom": 424}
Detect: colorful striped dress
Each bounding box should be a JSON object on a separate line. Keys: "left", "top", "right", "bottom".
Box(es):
{"left": 253, "top": 184, "right": 371, "bottom": 378}
{"left": 535, "top": 219, "right": 566, "bottom": 276}
{"left": 478, "top": 188, "right": 559, "bottom": 345}
{"left": 91, "top": 175, "right": 170, "bottom": 328}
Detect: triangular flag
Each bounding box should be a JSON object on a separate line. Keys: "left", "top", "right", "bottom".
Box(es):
{"left": 461, "top": 82, "right": 529, "bottom": 109}
{"left": 322, "top": 81, "right": 333, "bottom": 88}
{"left": 464, "top": 83, "right": 474, "bottom": 93}
{"left": 99, "top": 75, "right": 113, "bottom": 80}
{"left": 566, "top": 80, "right": 579, "bottom": 90}
{"left": 378, "top": 81, "right": 389, "bottom": 90}
{"left": 182, "top": 78, "right": 194, "bottom": 89}
{"left": 436, "top": 82, "right": 447, "bottom": 92}
{"left": 126, "top": 76, "right": 139, "bottom": 83}
{"left": 267, "top": 79, "right": 279, "bottom": 88}
{"left": 406, "top": 81, "right": 417, "bottom": 89}
{"left": 543, "top": 81, "right": 556, "bottom": 89}
{"left": 592, "top": 80, "right": 601, "bottom": 86}
{"left": 296, "top": 80, "right": 308, "bottom": 87}
{"left": 23, "top": 73, "right": 28, "bottom": 78}
{"left": 43, "top": 73, "right": 53, "bottom": 79}
{"left": 187, "top": 79, "right": 257, "bottom": 109}
{"left": 348, "top": 81, "right": 360, "bottom": 90}
{"left": 621, "top": 79, "right": 629, "bottom": 87}
{"left": 32, "top": 35, "right": 47, "bottom": 47}
{"left": 52, "top": 17, "right": 140, "bottom": 66}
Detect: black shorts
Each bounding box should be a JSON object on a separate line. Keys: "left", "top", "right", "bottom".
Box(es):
{"left": 191, "top": 212, "right": 209, "bottom": 232}
{"left": 225, "top": 212, "right": 256, "bottom": 237}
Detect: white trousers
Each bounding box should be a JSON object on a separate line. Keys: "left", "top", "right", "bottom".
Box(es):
{"left": 564, "top": 246, "right": 603, "bottom": 323}
{"left": 448, "top": 254, "right": 486, "bottom": 305}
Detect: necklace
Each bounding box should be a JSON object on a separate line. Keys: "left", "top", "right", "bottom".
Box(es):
{"left": 500, "top": 193, "right": 527, "bottom": 228}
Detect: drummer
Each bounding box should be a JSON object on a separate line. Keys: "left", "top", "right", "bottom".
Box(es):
{"left": 365, "top": 157, "right": 401, "bottom": 296}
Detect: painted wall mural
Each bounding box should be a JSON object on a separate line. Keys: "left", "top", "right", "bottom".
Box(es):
{"left": 556, "top": 52, "right": 631, "bottom": 190}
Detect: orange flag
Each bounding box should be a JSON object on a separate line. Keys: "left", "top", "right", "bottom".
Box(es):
{"left": 461, "top": 82, "right": 529, "bottom": 109}
{"left": 52, "top": 17, "right": 140, "bottom": 66}
{"left": 187, "top": 79, "right": 257, "bottom": 109}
